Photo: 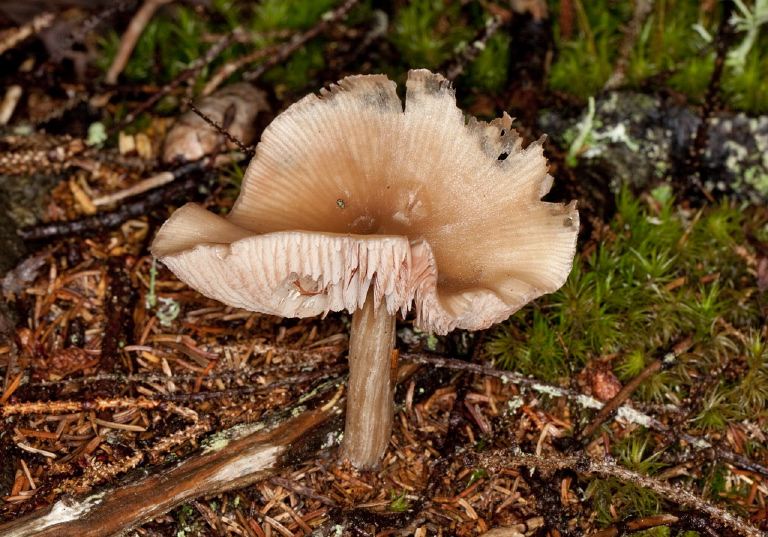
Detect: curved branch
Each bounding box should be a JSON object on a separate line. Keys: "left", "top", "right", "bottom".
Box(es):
{"left": 0, "top": 385, "right": 345, "bottom": 537}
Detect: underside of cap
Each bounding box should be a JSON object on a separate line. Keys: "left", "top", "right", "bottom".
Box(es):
{"left": 152, "top": 211, "right": 416, "bottom": 318}
{"left": 151, "top": 70, "right": 579, "bottom": 333}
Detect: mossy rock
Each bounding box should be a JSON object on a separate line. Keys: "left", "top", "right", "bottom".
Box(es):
{"left": 539, "top": 91, "right": 768, "bottom": 204}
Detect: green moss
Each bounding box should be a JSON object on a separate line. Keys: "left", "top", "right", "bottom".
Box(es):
{"left": 549, "top": 38, "right": 615, "bottom": 98}
{"left": 97, "top": 4, "right": 220, "bottom": 83}
{"left": 387, "top": 487, "right": 410, "bottom": 512}
{"left": 548, "top": 0, "right": 768, "bottom": 114}
{"left": 463, "top": 29, "right": 510, "bottom": 93}
{"left": 586, "top": 474, "right": 663, "bottom": 525}
{"left": 96, "top": 0, "right": 344, "bottom": 90}
{"left": 390, "top": 0, "right": 473, "bottom": 69}
{"left": 252, "top": 0, "right": 339, "bottom": 32}
{"left": 584, "top": 436, "right": 668, "bottom": 525}
{"left": 487, "top": 189, "right": 762, "bottom": 415}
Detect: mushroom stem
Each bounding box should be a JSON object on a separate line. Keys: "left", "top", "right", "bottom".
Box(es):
{"left": 341, "top": 289, "right": 396, "bottom": 468}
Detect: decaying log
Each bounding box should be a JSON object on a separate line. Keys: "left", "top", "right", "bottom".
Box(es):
{"left": 0, "top": 382, "right": 345, "bottom": 537}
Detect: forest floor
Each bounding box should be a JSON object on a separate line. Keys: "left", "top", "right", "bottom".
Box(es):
{"left": 1, "top": 1, "right": 768, "bottom": 537}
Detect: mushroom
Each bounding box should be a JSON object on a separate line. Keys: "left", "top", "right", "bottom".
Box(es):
{"left": 163, "top": 82, "right": 268, "bottom": 163}
{"left": 151, "top": 70, "right": 579, "bottom": 468}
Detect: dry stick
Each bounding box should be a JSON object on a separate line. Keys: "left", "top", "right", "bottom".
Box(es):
{"left": 590, "top": 514, "right": 682, "bottom": 537}
{"left": 603, "top": 0, "right": 654, "bottom": 90}
{"left": 92, "top": 170, "right": 179, "bottom": 207}
{"left": 46, "top": 1, "right": 135, "bottom": 67}
{"left": 1, "top": 396, "right": 187, "bottom": 417}
{"left": 57, "top": 452, "right": 147, "bottom": 492}
{"left": 100, "top": 255, "right": 137, "bottom": 372}
{"left": 202, "top": 43, "right": 282, "bottom": 95}
{"left": 476, "top": 450, "right": 763, "bottom": 537}
{"left": 25, "top": 353, "right": 338, "bottom": 388}
{"left": 187, "top": 102, "right": 253, "bottom": 155}
{"left": 0, "top": 85, "right": 23, "bottom": 125}
{"left": 401, "top": 352, "right": 768, "bottom": 479}
{"left": 0, "top": 384, "right": 345, "bottom": 537}
{"left": 0, "top": 11, "right": 55, "bottom": 56}
{"left": 53, "top": 407, "right": 238, "bottom": 492}
{"left": 576, "top": 336, "right": 692, "bottom": 444}
{"left": 105, "top": 28, "right": 244, "bottom": 137}
{"left": 684, "top": 2, "right": 735, "bottom": 203}
{"left": 162, "top": 364, "right": 347, "bottom": 403}
{"left": 242, "top": 0, "right": 360, "bottom": 82}
{"left": 19, "top": 161, "right": 211, "bottom": 240}
{"left": 105, "top": 0, "right": 174, "bottom": 84}
{"left": 91, "top": 152, "right": 246, "bottom": 206}
{"left": 576, "top": 357, "right": 663, "bottom": 441}
{"left": 2, "top": 366, "right": 345, "bottom": 416}
{"left": 268, "top": 476, "right": 338, "bottom": 507}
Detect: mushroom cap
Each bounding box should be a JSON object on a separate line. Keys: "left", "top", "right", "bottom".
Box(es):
{"left": 151, "top": 70, "right": 579, "bottom": 335}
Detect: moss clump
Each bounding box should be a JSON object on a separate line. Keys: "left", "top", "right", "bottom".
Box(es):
{"left": 487, "top": 189, "right": 763, "bottom": 424}
{"left": 548, "top": 0, "right": 768, "bottom": 114}
{"left": 96, "top": 0, "right": 345, "bottom": 92}
{"left": 462, "top": 28, "right": 510, "bottom": 94}
{"left": 585, "top": 436, "right": 665, "bottom": 524}
{"left": 390, "top": 0, "right": 474, "bottom": 69}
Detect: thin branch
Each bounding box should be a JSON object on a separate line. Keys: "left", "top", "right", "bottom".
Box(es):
{"left": 19, "top": 161, "right": 211, "bottom": 241}
{"left": 1, "top": 365, "right": 345, "bottom": 416}
{"left": 91, "top": 153, "right": 246, "bottom": 206}
{"left": 603, "top": 0, "right": 655, "bottom": 90}
{"left": 187, "top": 102, "right": 253, "bottom": 155}
{"left": 202, "top": 43, "right": 281, "bottom": 95}
{"left": 0, "top": 382, "right": 345, "bottom": 537}
{"left": 105, "top": 0, "right": 174, "bottom": 85}
{"left": 684, "top": 2, "right": 736, "bottom": 202}
{"left": 0, "top": 12, "right": 55, "bottom": 56}
{"left": 475, "top": 449, "right": 762, "bottom": 537}
{"left": 106, "top": 28, "right": 244, "bottom": 137}
{"left": 242, "top": 0, "right": 360, "bottom": 82}
{"left": 401, "top": 352, "right": 768, "bottom": 479}
{"left": 590, "top": 514, "right": 682, "bottom": 537}
{"left": 576, "top": 336, "right": 691, "bottom": 444}
{"left": 444, "top": 16, "right": 504, "bottom": 81}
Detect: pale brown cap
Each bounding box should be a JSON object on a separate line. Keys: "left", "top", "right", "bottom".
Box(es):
{"left": 151, "top": 70, "right": 579, "bottom": 334}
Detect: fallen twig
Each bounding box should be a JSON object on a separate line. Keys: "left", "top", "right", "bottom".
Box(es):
{"left": 575, "top": 336, "right": 692, "bottom": 444}
{"left": 242, "top": 0, "right": 360, "bottom": 82}
{"left": 105, "top": 0, "right": 174, "bottom": 84}
{"left": 19, "top": 162, "right": 212, "bottom": 240}
{"left": 92, "top": 153, "right": 246, "bottom": 206}
{"left": 475, "top": 449, "right": 762, "bottom": 537}
{"left": 684, "top": 2, "right": 736, "bottom": 202}
{"left": 401, "top": 352, "right": 768, "bottom": 479}
{"left": 444, "top": 16, "right": 504, "bottom": 81}
{"left": 0, "top": 381, "right": 345, "bottom": 537}
{"left": 0, "top": 12, "right": 55, "bottom": 56}
{"left": 106, "top": 28, "right": 245, "bottom": 137}
{"left": 603, "top": 0, "right": 654, "bottom": 90}
{"left": 100, "top": 255, "right": 138, "bottom": 373}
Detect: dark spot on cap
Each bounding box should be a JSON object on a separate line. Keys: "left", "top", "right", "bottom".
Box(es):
{"left": 563, "top": 217, "right": 573, "bottom": 227}
{"left": 361, "top": 83, "right": 401, "bottom": 112}
{"left": 423, "top": 76, "right": 441, "bottom": 94}
{"left": 497, "top": 152, "right": 509, "bottom": 161}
